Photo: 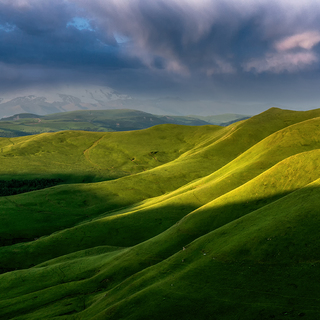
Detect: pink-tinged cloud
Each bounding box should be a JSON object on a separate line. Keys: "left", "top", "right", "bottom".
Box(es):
{"left": 165, "top": 60, "right": 189, "bottom": 76}
{"left": 243, "top": 52, "right": 318, "bottom": 73}
{"left": 275, "top": 31, "right": 320, "bottom": 51}
{"left": 206, "top": 58, "right": 236, "bottom": 76}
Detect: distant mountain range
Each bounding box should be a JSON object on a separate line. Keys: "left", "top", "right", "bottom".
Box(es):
{"left": 0, "top": 85, "right": 132, "bottom": 118}
{"left": 0, "top": 85, "right": 252, "bottom": 118}
{"left": 0, "top": 109, "right": 250, "bottom": 137}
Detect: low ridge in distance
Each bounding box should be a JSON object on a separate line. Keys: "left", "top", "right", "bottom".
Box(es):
{"left": 0, "top": 109, "right": 250, "bottom": 137}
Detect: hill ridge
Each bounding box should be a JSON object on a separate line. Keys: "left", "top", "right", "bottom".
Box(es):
{"left": 0, "top": 108, "right": 250, "bottom": 138}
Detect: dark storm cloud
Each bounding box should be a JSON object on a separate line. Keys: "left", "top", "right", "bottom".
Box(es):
{"left": 0, "top": 0, "right": 137, "bottom": 68}
{"left": 1, "top": 0, "right": 320, "bottom": 75}
{"left": 75, "top": 0, "right": 320, "bottom": 75}
{"left": 0, "top": 0, "right": 146, "bottom": 94}
{"left": 1, "top": 0, "right": 320, "bottom": 110}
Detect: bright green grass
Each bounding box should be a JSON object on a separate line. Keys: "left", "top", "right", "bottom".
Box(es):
{"left": 2, "top": 107, "right": 320, "bottom": 319}
{"left": 1, "top": 179, "right": 320, "bottom": 319}
{"left": 0, "top": 124, "right": 222, "bottom": 181}
{"left": 1, "top": 108, "right": 314, "bottom": 249}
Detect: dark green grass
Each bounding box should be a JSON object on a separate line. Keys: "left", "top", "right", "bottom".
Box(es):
{"left": 0, "top": 178, "right": 64, "bottom": 196}
{"left": 2, "top": 107, "right": 320, "bottom": 319}
{"left": 1, "top": 183, "right": 320, "bottom": 319}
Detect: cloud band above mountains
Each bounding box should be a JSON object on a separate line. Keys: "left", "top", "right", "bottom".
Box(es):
{"left": 0, "top": 0, "right": 320, "bottom": 111}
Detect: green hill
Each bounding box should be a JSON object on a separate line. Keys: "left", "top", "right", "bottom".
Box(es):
{"left": 1, "top": 107, "right": 320, "bottom": 319}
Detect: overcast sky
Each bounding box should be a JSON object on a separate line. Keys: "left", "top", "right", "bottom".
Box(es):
{"left": 1, "top": 0, "right": 320, "bottom": 114}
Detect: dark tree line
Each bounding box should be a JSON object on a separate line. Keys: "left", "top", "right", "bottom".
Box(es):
{"left": 0, "top": 178, "right": 64, "bottom": 196}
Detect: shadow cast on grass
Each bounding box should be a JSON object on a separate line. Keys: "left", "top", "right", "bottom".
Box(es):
{"left": 0, "top": 185, "right": 302, "bottom": 274}
{"left": 1, "top": 186, "right": 320, "bottom": 319}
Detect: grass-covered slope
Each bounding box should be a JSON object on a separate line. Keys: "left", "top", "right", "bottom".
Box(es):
{"left": 1, "top": 107, "right": 320, "bottom": 319}
{"left": 0, "top": 124, "right": 221, "bottom": 181}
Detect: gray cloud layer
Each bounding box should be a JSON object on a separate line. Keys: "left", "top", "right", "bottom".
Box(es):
{"left": 1, "top": 0, "right": 320, "bottom": 111}
{"left": 75, "top": 0, "right": 320, "bottom": 73}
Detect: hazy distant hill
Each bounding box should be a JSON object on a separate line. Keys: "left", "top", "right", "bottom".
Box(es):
{"left": 2, "top": 107, "right": 320, "bottom": 319}
{"left": 0, "top": 85, "right": 132, "bottom": 119}
{"left": 190, "top": 113, "right": 250, "bottom": 125}
{"left": 0, "top": 109, "right": 242, "bottom": 137}
{"left": 0, "top": 85, "right": 255, "bottom": 118}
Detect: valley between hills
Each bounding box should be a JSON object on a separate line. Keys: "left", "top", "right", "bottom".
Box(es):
{"left": 1, "top": 107, "right": 320, "bottom": 319}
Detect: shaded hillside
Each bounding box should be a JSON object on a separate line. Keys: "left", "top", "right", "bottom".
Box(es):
{"left": 0, "top": 109, "right": 211, "bottom": 137}
{"left": 1, "top": 107, "right": 320, "bottom": 319}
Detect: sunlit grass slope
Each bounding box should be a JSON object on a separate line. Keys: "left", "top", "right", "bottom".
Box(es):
{"left": 0, "top": 124, "right": 220, "bottom": 181}
{"left": 1, "top": 107, "right": 320, "bottom": 319}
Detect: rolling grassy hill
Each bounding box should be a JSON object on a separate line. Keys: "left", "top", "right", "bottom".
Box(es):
{"left": 1, "top": 107, "right": 320, "bottom": 319}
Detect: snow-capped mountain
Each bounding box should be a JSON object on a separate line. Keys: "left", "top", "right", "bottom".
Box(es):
{"left": 0, "top": 84, "right": 256, "bottom": 118}
{"left": 0, "top": 85, "right": 132, "bottom": 118}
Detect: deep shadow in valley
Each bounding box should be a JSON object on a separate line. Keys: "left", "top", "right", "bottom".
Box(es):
{"left": 0, "top": 182, "right": 311, "bottom": 274}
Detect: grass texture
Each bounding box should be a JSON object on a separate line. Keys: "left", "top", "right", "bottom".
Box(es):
{"left": 1, "top": 107, "right": 320, "bottom": 319}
